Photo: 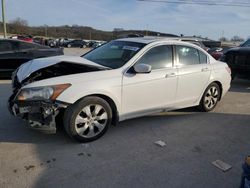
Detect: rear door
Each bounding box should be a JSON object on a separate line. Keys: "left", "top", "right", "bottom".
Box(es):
{"left": 175, "top": 45, "right": 211, "bottom": 106}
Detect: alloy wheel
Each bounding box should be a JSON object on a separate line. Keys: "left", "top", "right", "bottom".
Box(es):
{"left": 204, "top": 86, "right": 219, "bottom": 110}
{"left": 74, "top": 104, "right": 108, "bottom": 138}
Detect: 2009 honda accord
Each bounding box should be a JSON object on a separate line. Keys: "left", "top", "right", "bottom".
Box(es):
{"left": 8, "top": 37, "right": 231, "bottom": 142}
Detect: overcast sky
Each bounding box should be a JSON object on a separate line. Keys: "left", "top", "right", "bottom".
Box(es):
{"left": 3, "top": 0, "right": 250, "bottom": 40}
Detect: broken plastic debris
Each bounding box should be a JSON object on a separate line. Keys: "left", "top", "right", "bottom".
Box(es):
{"left": 212, "top": 160, "right": 232, "bottom": 172}
{"left": 154, "top": 140, "right": 166, "bottom": 147}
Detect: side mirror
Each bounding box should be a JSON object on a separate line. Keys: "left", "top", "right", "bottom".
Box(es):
{"left": 133, "top": 64, "right": 152, "bottom": 74}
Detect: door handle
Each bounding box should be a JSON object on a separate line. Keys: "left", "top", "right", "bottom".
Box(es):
{"left": 165, "top": 73, "right": 176, "bottom": 78}
{"left": 201, "top": 67, "right": 209, "bottom": 72}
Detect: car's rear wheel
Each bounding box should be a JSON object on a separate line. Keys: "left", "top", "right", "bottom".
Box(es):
{"left": 198, "top": 83, "right": 221, "bottom": 112}
{"left": 64, "top": 97, "right": 112, "bottom": 142}
{"left": 67, "top": 44, "right": 71, "bottom": 48}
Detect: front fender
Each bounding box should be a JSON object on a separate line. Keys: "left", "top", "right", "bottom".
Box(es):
{"left": 56, "top": 82, "right": 122, "bottom": 113}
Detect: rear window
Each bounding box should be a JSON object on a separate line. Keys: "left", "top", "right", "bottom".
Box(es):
{"left": 241, "top": 39, "right": 250, "bottom": 47}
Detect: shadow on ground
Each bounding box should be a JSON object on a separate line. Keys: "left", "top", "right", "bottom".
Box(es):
{"left": 229, "top": 78, "right": 250, "bottom": 93}
{"left": 0, "top": 80, "right": 250, "bottom": 188}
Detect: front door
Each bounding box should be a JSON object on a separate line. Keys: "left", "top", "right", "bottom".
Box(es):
{"left": 122, "top": 45, "right": 178, "bottom": 119}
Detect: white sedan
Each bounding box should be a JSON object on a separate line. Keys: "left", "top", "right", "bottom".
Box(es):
{"left": 9, "top": 37, "right": 231, "bottom": 142}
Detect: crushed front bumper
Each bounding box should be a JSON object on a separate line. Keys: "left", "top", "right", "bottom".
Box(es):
{"left": 8, "top": 96, "right": 69, "bottom": 133}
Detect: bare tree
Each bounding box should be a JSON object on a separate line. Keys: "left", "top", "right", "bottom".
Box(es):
{"left": 9, "top": 17, "right": 29, "bottom": 35}
{"left": 231, "top": 35, "right": 244, "bottom": 42}
{"left": 219, "top": 37, "right": 228, "bottom": 42}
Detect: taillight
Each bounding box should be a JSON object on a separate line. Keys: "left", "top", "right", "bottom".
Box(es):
{"left": 226, "top": 66, "right": 231, "bottom": 75}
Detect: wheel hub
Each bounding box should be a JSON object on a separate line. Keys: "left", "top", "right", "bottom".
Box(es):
{"left": 74, "top": 104, "right": 108, "bottom": 138}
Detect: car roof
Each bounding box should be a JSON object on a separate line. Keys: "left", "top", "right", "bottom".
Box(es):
{"left": 116, "top": 36, "right": 177, "bottom": 44}
{"left": 116, "top": 36, "right": 204, "bottom": 44}
{"left": 0, "top": 38, "right": 32, "bottom": 44}
{"left": 0, "top": 39, "right": 50, "bottom": 48}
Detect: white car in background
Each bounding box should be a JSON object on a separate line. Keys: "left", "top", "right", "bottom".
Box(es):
{"left": 8, "top": 37, "right": 231, "bottom": 142}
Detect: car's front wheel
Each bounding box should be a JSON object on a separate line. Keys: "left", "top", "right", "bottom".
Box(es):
{"left": 199, "top": 83, "right": 221, "bottom": 112}
{"left": 64, "top": 97, "right": 112, "bottom": 142}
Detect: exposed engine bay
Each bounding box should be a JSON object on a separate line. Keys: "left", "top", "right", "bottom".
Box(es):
{"left": 9, "top": 59, "right": 107, "bottom": 133}
{"left": 14, "top": 61, "right": 106, "bottom": 90}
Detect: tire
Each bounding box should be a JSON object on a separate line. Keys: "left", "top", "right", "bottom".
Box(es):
{"left": 198, "top": 83, "right": 221, "bottom": 112}
{"left": 67, "top": 44, "right": 71, "bottom": 48}
{"left": 63, "top": 96, "right": 112, "bottom": 142}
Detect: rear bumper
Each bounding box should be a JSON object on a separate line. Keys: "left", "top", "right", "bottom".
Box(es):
{"left": 8, "top": 97, "right": 69, "bottom": 133}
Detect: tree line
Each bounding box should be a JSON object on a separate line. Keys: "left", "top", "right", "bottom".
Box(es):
{"left": 0, "top": 17, "right": 176, "bottom": 41}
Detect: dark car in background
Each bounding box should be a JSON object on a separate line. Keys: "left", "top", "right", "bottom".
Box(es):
{"left": 220, "top": 39, "right": 250, "bottom": 80}
{"left": 240, "top": 39, "right": 250, "bottom": 47}
{"left": 64, "top": 40, "right": 87, "bottom": 48}
{"left": 208, "top": 47, "right": 232, "bottom": 60}
{"left": 0, "top": 39, "right": 63, "bottom": 78}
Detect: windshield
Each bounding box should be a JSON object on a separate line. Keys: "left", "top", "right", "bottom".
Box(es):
{"left": 82, "top": 41, "right": 146, "bottom": 69}
{"left": 240, "top": 39, "right": 250, "bottom": 47}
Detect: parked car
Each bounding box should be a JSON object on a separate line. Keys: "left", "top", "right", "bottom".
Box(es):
{"left": 92, "top": 41, "right": 106, "bottom": 48}
{"left": 240, "top": 38, "right": 250, "bottom": 47}
{"left": 14, "top": 35, "right": 33, "bottom": 43}
{"left": 33, "top": 37, "right": 46, "bottom": 45}
{"left": 64, "top": 40, "right": 87, "bottom": 48}
{"left": 86, "top": 41, "right": 95, "bottom": 48}
{"left": 0, "top": 39, "right": 63, "bottom": 77}
{"left": 8, "top": 37, "right": 231, "bottom": 142}
{"left": 208, "top": 47, "right": 231, "bottom": 60}
{"left": 220, "top": 39, "right": 250, "bottom": 80}
{"left": 45, "top": 39, "right": 57, "bottom": 47}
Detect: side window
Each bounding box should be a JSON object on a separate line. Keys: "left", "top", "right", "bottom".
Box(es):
{"left": 199, "top": 51, "right": 208, "bottom": 64}
{"left": 19, "top": 42, "right": 36, "bottom": 50}
{"left": 0, "top": 41, "right": 13, "bottom": 52}
{"left": 177, "top": 45, "right": 207, "bottom": 66}
{"left": 136, "top": 45, "right": 173, "bottom": 70}
{"left": 177, "top": 45, "right": 200, "bottom": 66}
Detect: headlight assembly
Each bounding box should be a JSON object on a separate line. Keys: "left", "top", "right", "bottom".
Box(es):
{"left": 17, "top": 84, "right": 71, "bottom": 101}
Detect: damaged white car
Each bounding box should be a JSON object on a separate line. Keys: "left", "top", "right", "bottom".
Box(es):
{"left": 8, "top": 37, "right": 231, "bottom": 142}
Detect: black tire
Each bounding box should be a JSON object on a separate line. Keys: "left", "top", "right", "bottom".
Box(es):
{"left": 63, "top": 96, "right": 112, "bottom": 142}
{"left": 198, "top": 83, "right": 221, "bottom": 112}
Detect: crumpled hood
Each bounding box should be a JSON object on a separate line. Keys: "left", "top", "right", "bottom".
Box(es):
{"left": 17, "top": 55, "right": 106, "bottom": 82}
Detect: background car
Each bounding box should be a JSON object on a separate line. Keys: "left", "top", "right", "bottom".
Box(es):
{"left": 0, "top": 39, "right": 64, "bottom": 78}
{"left": 240, "top": 38, "right": 250, "bottom": 47}
{"left": 208, "top": 47, "right": 231, "bottom": 60}
{"left": 220, "top": 48, "right": 250, "bottom": 80}
{"left": 64, "top": 40, "right": 87, "bottom": 48}
{"left": 92, "top": 41, "right": 107, "bottom": 48}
